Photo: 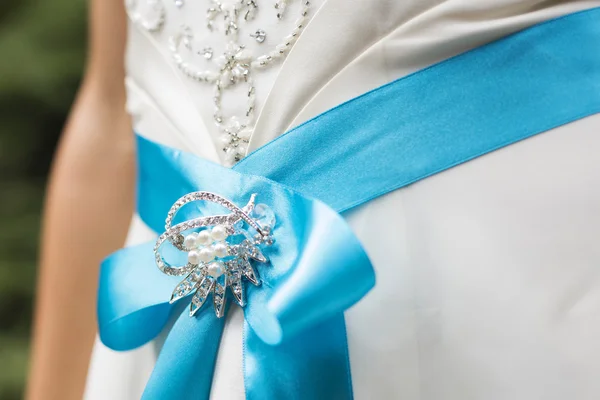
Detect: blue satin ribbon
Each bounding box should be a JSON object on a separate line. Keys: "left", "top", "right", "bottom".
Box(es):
{"left": 98, "top": 8, "right": 600, "bottom": 400}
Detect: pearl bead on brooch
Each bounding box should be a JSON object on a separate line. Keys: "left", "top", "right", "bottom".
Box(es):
{"left": 198, "top": 247, "right": 215, "bottom": 263}
{"left": 211, "top": 225, "right": 228, "bottom": 242}
{"left": 187, "top": 249, "right": 201, "bottom": 264}
{"left": 183, "top": 232, "right": 198, "bottom": 249}
{"left": 196, "top": 230, "right": 212, "bottom": 246}
{"left": 207, "top": 261, "right": 225, "bottom": 278}
{"left": 213, "top": 242, "right": 229, "bottom": 258}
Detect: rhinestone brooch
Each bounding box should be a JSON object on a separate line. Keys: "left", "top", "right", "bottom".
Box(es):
{"left": 153, "top": 192, "right": 275, "bottom": 317}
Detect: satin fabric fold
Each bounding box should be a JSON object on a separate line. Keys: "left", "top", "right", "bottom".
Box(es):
{"left": 98, "top": 7, "right": 600, "bottom": 400}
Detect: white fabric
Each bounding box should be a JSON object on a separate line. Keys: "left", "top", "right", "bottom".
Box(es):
{"left": 85, "top": 1, "right": 600, "bottom": 399}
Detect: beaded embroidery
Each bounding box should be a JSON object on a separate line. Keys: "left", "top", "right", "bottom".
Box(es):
{"left": 126, "top": 0, "right": 312, "bottom": 165}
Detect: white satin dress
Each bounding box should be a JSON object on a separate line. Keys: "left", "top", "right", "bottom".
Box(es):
{"left": 84, "top": 1, "right": 600, "bottom": 399}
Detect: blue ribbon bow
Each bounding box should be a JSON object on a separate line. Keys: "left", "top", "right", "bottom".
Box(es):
{"left": 98, "top": 8, "right": 600, "bottom": 400}
{"left": 99, "top": 135, "right": 375, "bottom": 399}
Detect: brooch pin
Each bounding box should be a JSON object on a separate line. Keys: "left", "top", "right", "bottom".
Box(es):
{"left": 153, "top": 192, "right": 275, "bottom": 317}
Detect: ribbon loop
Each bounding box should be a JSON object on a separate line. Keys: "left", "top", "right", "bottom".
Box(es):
{"left": 98, "top": 241, "right": 179, "bottom": 351}
{"left": 254, "top": 199, "right": 374, "bottom": 345}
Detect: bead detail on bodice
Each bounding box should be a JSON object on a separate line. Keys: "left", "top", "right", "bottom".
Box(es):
{"left": 126, "top": 0, "right": 166, "bottom": 32}
{"left": 125, "top": 0, "right": 313, "bottom": 165}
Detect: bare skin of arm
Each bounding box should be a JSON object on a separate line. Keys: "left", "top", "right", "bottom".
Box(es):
{"left": 26, "top": 1, "right": 131, "bottom": 399}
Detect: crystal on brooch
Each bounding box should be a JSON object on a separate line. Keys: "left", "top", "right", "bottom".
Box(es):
{"left": 252, "top": 204, "right": 276, "bottom": 231}
{"left": 154, "top": 192, "right": 275, "bottom": 317}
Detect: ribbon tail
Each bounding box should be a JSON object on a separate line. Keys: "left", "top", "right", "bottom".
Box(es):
{"left": 142, "top": 305, "right": 227, "bottom": 400}
{"left": 98, "top": 241, "right": 180, "bottom": 350}
{"left": 244, "top": 314, "right": 353, "bottom": 400}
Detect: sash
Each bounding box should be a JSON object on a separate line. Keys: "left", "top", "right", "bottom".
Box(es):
{"left": 98, "top": 8, "right": 600, "bottom": 400}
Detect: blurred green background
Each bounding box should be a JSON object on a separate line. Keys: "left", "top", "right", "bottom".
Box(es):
{"left": 0, "top": 1, "right": 86, "bottom": 398}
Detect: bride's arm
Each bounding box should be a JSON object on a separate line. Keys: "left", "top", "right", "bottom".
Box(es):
{"left": 26, "top": 1, "right": 132, "bottom": 399}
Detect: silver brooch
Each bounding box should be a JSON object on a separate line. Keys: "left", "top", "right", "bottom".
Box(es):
{"left": 153, "top": 192, "right": 275, "bottom": 317}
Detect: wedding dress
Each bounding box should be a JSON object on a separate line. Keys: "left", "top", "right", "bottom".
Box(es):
{"left": 84, "top": 1, "right": 600, "bottom": 399}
